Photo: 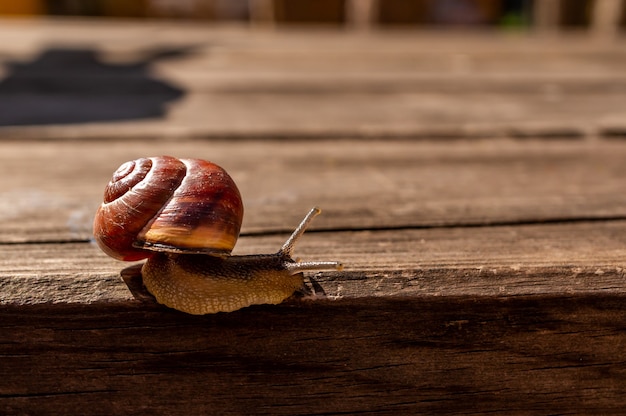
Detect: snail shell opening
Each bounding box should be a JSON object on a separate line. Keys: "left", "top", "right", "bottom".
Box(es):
{"left": 94, "top": 156, "right": 244, "bottom": 261}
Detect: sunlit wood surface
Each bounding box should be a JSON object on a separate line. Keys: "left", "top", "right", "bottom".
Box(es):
{"left": 1, "top": 19, "right": 626, "bottom": 415}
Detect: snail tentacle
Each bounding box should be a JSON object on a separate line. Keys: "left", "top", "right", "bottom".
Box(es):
{"left": 279, "top": 206, "right": 321, "bottom": 257}
{"left": 278, "top": 207, "right": 343, "bottom": 273}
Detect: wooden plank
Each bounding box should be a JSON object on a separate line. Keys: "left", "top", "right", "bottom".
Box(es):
{"left": 2, "top": 139, "right": 626, "bottom": 243}
{"left": 1, "top": 24, "right": 624, "bottom": 79}
{"left": 3, "top": 221, "right": 626, "bottom": 306}
{"left": 2, "top": 98, "right": 624, "bottom": 140}
{"left": 1, "top": 20, "right": 626, "bottom": 414}
{"left": 1, "top": 295, "right": 626, "bottom": 415}
{"left": 0, "top": 20, "right": 624, "bottom": 138}
{"left": 2, "top": 85, "right": 625, "bottom": 139}
{"left": 3, "top": 210, "right": 626, "bottom": 414}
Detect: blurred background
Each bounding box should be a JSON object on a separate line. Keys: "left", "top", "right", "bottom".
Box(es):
{"left": 0, "top": 0, "right": 623, "bottom": 32}
{"left": 0, "top": 1, "right": 623, "bottom": 133}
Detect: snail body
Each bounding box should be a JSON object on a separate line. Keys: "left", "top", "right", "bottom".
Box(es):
{"left": 94, "top": 156, "right": 342, "bottom": 314}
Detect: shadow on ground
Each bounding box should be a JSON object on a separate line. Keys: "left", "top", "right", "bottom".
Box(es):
{"left": 0, "top": 47, "right": 187, "bottom": 126}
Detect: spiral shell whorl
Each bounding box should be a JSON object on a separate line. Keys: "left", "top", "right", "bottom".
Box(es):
{"left": 103, "top": 159, "right": 150, "bottom": 203}
{"left": 137, "top": 158, "right": 243, "bottom": 255}
{"left": 93, "top": 156, "right": 243, "bottom": 261}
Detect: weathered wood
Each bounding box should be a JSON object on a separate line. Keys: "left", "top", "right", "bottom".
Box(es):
{"left": 2, "top": 295, "right": 626, "bottom": 415}
{"left": 2, "top": 139, "right": 626, "bottom": 243}
{"left": 3, "top": 221, "right": 626, "bottom": 306}
{"left": 2, "top": 20, "right": 626, "bottom": 414}
{"left": 0, "top": 19, "right": 624, "bottom": 139}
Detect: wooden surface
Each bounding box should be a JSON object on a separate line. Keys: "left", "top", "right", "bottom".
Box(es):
{"left": 2, "top": 19, "right": 626, "bottom": 415}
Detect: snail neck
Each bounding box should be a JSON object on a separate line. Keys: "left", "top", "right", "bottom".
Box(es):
{"left": 161, "top": 251, "right": 342, "bottom": 275}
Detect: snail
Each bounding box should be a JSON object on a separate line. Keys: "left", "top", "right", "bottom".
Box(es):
{"left": 93, "top": 156, "right": 343, "bottom": 314}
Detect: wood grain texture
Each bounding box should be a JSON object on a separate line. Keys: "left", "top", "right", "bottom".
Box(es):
{"left": 2, "top": 20, "right": 626, "bottom": 414}
{"left": 2, "top": 295, "right": 626, "bottom": 415}
{"left": 3, "top": 139, "right": 626, "bottom": 243}
{"left": 2, "top": 221, "right": 626, "bottom": 306}
{"left": 0, "top": 19, "right": 624, "bottom": 140}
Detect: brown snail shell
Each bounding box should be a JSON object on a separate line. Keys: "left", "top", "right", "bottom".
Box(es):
{"left": 93, "top": 156, "right": 243, "bottom": 261}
